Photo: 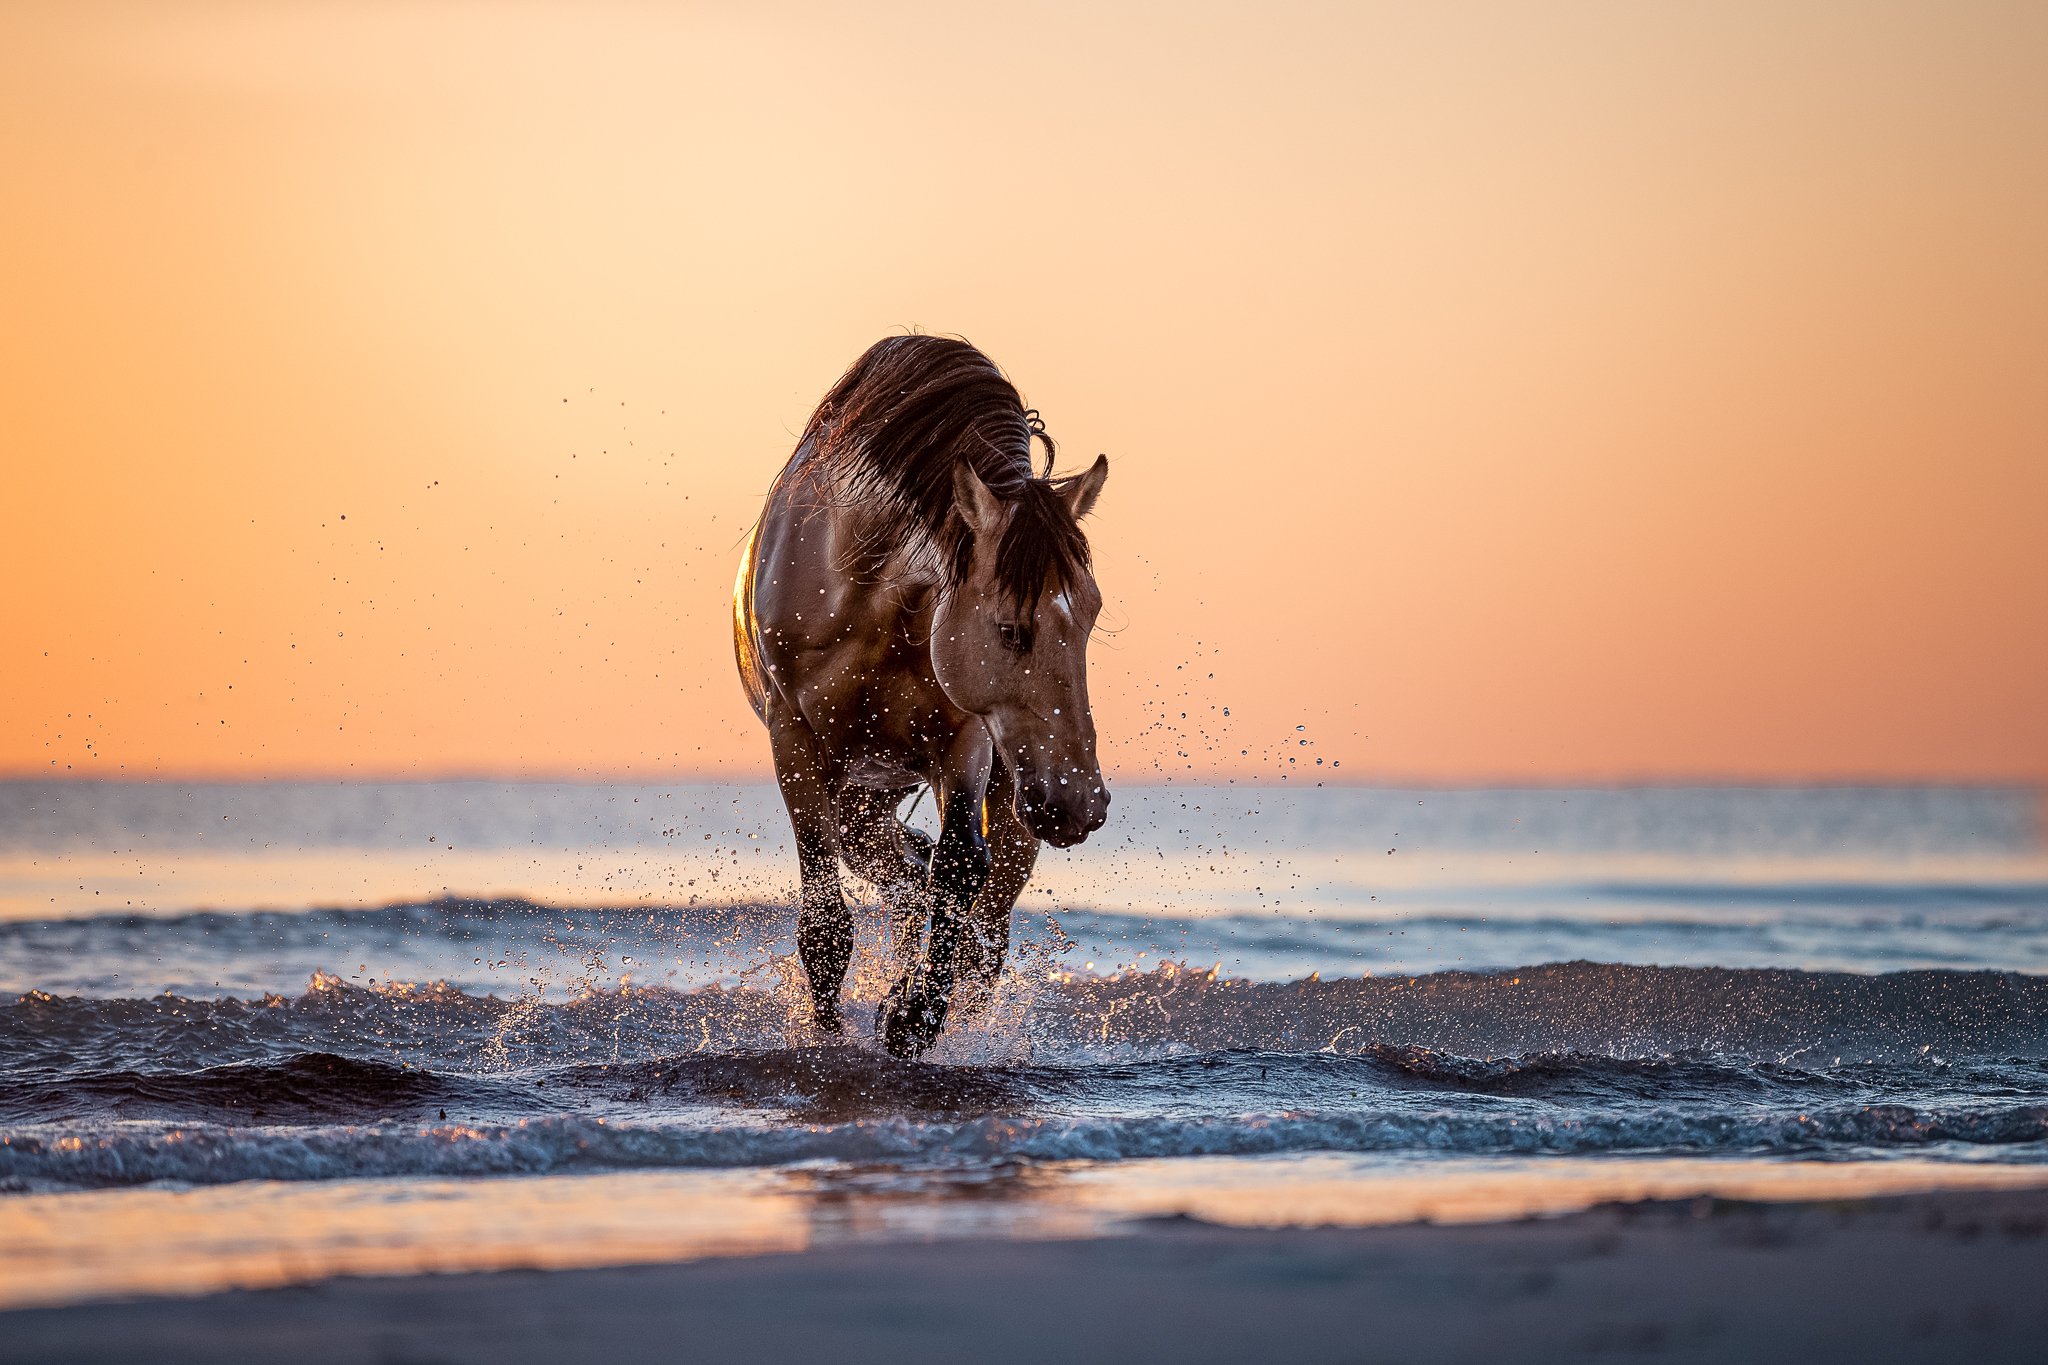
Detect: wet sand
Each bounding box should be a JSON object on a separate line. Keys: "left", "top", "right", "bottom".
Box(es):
{"left": 10, "top": 1187, "right": 2046, "bottom": 1364}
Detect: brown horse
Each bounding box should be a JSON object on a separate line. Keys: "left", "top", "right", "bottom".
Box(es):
{"left": 733, "top": 336, "right": 1110, "bottom": 1057}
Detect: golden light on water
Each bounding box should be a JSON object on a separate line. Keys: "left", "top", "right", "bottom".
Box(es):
{"left": 5, "top": 1156, "right": 2044, "bottom": 1311}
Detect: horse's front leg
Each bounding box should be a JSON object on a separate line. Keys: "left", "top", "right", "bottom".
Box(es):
{"left": 879, "top": 741, "right": 991, "bottom": 1057}
{"left": 768, "top": 703, "right": 850, "bottom": 1034}
{"left": 836, "top": 785, "right": 932, "bottom": 979}
{"left": 956, "top": 755, "right": 1039, "bottom": 1016}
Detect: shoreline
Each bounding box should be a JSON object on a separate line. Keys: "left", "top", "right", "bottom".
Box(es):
{"left": 11, "top": 1186, "right": 2047, "bottom": 1364}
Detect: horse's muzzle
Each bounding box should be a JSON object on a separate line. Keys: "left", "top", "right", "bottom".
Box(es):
{"left": 1018, "top": 780, "right": 1109, "bottom": 848}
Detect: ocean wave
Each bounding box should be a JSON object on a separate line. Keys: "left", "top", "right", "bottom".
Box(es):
{"left": 0, "top": 971, "right": 795, "bottom": 1073}
{"left": 5, "top": 1100, "right": 2045, "bottom": 1190}
{"left": 0, "top": 1053, "right": 489, "bottom": 1126}
{"left": 1048, "top": 961, "right": 2048, "bottom": 1062}
{"left": 11, "top": 1040, "right": 2042, "bottom": 1131}
{"left": 6, "top": 960, "right": 2048, "bottom": 1072}
{"left": 6, "top": 961, "right": 2045, "bottom": 1190}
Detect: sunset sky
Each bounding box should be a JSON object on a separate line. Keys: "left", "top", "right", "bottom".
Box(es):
{"left": 5, "top": 0, "right": 2044, "bottom": 785}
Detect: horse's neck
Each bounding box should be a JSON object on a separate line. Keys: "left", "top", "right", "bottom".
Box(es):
{"left": 835, "top": 502, "right": 942, "bottom": 593}
{"left": 778, "top": 440, "right": 950, "bottom": 624}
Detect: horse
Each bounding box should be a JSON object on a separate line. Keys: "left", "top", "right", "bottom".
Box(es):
{"left": 732, "top": 335, "right": 1111, "bottom": 1057}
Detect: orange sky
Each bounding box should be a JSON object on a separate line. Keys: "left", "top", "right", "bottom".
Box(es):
{"left": 4, "top": 1, "right": 2044, "bottom": 785}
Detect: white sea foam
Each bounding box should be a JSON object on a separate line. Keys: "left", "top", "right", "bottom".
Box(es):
{"left": 6, "top": 1100, "right": 2046, "bottom": 1192}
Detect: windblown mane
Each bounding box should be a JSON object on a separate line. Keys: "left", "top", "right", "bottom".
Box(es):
{"left": 800, "top": 335, "right": 1090, "bottom": 608}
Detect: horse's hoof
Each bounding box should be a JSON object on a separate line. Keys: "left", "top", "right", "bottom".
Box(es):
{"left": 878, "top": 988, "right": 948, "bottom": 1058}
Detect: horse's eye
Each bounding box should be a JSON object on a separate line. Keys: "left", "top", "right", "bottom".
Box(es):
{"left": 998, "top": 623, "right": 1033, "bottom": 654}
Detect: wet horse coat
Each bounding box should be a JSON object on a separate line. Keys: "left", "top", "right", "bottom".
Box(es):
{"left": 734, "top": 336, "right": 1110, "bottom": 1057}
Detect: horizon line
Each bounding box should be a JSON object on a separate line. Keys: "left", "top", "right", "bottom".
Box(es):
{"left": 4, "top": 770, "right": 2043, "bottom": 794}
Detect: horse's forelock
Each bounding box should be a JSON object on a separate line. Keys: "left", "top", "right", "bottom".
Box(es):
{"left": 989, "top": 479, "right": 1091, "bottom": 612}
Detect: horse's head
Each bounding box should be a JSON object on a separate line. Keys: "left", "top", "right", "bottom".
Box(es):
{"left": 932, "top": 457, "right": 1111, "bottom": 848}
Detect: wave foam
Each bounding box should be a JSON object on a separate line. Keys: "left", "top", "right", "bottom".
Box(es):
{"left": 6, "top": 1098, "right": 2046, "bottom": 1191}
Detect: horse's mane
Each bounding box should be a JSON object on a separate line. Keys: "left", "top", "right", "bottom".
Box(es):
{"left": 800, "top": 335, "right": 1090, "bottom": 608}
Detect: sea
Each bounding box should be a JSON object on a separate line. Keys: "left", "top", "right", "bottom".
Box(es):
{"left": 4, "top": 780, "right": 2046, "bottom": 1307}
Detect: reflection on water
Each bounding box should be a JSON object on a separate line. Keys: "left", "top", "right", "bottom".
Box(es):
{"left": 6, "top": 1154, "right": 2046, "bottom": 1310}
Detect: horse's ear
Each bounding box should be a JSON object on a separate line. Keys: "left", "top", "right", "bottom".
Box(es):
{"left": 953, "top": 462, "right": 1005, "bottom": 537}
{"left": 1063, "top": 454, "right": 1109, "bottom": 520}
